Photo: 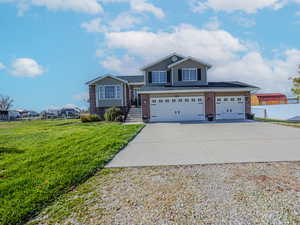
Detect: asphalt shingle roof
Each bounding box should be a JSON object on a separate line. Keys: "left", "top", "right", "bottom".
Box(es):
{"left": 116, "top": 75, "right": 144, "bottom": 83}
{"left": 139, "top": 82, "right": 259, "bottom": 92}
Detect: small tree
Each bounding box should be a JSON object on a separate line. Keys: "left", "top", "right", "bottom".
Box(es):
{"left": 291, "top": 64, "right": 300, "bottom": 100}
{"left": 0, "top": 95, "right": 13, "bottom": 111}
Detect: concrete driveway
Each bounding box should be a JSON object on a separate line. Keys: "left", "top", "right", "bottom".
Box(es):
{"left": 107, "top": 122, "right": 300, "bottom": 167}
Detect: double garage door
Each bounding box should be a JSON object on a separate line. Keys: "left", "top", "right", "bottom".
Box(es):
{"left": 150, "top": 95, "right": 245, "bottom": 122}
{"left": 150, "top": 96, "right": 205, "bottom": 122}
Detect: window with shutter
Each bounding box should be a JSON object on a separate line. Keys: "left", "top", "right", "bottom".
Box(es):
{"left": 178, "top": 69, "right": 182, "bottom": 81}
{"left": 197, "top": 68, "right": 202, "bottom": 80}
{"left": 167, "top": 70, "right": 171, "bottom": 83}
{"left": 148, "top": 72, "right": 152, "bottom": 83}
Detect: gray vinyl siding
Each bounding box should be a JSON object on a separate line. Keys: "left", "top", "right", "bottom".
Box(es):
{"left": 144, "top": 56, "right": 184, "bottom": 86}
{"left": 172, "top": 59, "right": 208, "bottom": 86}
{"left": 95, "top": 77, "right": 124, "bottom": 107}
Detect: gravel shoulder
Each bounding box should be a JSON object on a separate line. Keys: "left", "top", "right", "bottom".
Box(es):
{"left": 28, "top": 162, "right": 300, "bottom": 225}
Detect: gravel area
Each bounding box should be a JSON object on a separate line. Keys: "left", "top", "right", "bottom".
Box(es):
{"left": 28, "top": 162, "right": 300, "bottom": 225}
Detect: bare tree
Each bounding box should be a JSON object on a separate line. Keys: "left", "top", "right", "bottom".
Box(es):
{"left": 0, "top": 95, "right": 13, "bottom": 110}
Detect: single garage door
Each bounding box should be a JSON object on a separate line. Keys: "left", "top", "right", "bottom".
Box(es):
{"left": 216, "top": 96, "right": 245, "bottom": 120}
{"left": 150, "top": 96, "right": 205, "bottom": 122}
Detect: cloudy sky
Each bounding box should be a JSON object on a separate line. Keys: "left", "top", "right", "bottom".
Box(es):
{"left": 1, "top": 0, "right": 300, "bottom": 110}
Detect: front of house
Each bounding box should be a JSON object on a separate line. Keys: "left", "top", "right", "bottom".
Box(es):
{"left": 87, "top": 53, "right": 259, "bottom": 122}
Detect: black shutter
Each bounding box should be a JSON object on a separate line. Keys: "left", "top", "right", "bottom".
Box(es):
{"left": 197, "top": 68, "right": 202, "bottom": 81}
{"left": 148, "top": 72, "right": 152, "bottom": 83}
{"left": 167, "top": 70, "right": 171, "bottom": 83}
{"left": 178, "top": 69, "right": 182, "bottom": 81}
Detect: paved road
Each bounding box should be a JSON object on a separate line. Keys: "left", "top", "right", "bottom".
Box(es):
{"left": 107, "top": 122, "right": 300, "bottom": 167}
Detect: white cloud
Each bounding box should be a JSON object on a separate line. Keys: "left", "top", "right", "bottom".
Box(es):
{"left": 81, "top": 18, "right": 106, "bottom": 33}
{"left": 0, "top": 0, "right": 103, "bottom": 15}
{"left": 103, "top": 24, "right": 300, "bottom": 94}
{"left": 190, "top": 0, "right": 286, "bottom": 13}
{"left": 101, "top": 0, "right": 164, "bottom": 18}
{"left": 106, "top": 24, "right": 246, "bottom": 64}
{"left": 211, "top": 50, "right": 300, "bottom": 93}
{"left": 0, "top": 62, "right": 5, "bottom": 70}
{"left": 10, "top": 58, "right": 45, "bottom": 78}
{"left": 109, "top": 12, "right": 141, "bottom": 31}
{"left": 101, "top": 54, "right": 140, "bottom": 74}
{"left": 203, "top": 16, "right": 221, "bottom": 30}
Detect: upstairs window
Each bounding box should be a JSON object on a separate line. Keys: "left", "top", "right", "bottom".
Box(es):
{"left": 152, "top": 71, "right": 167, "bottom": 83}
{"left": 182, "top": 68, "right": 197, "bottom": 81}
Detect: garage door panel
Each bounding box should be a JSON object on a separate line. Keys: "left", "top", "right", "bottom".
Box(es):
{"left": 216, "top": 96, "right": 245, "bottom": 120}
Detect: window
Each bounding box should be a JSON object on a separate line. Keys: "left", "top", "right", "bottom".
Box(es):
{"left": 182, "top": 68, "right": 197, "bottom": 81}
{"left": 185, "top": 98, "right": 189, "bottom": 102}
{"left": 152, "top": 71, "right": 167, "bottom": 83}
{"left": 98, "top": 85, "right": 121, "bottom": 100}
{"left": 152, "top": 100, "right": 156, "bottom": 103}
{"left": 159, "top": 99, "right": 163, "bottom": 103}
{"left": 198, "top": 98, "right": 202, "bottom": 102}
{"left": 191, "top": 98, "right": 196, "bottom": 102}
{"left": 172, "top": 99, "right": 176, "bottom": 103}
{"left": 230, "top": 98, "right": 235, "bottom": 101}
{"left": 165, "top": 99, "right": 170, "bottom": 103}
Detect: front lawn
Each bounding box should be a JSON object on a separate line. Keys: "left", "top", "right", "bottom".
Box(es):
{"left": 0, "top": 120, "right": 143, "bottom": 225}
{"left": 255, "top": 117, "right": 300, "bottom": 128}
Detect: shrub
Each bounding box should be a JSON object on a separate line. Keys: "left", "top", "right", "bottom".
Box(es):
{"left": 104, "top": 107, "right": 123, "bottom": 122}
{"left": 80, "top": 114, "right": 101, "bottom": 123}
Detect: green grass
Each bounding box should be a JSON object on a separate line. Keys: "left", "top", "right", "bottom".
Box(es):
{"left": 255, "top": 117, "right": 300, "bottom": 128}
{"left": 0, "top": 120, "right": 144, "bottom": 225}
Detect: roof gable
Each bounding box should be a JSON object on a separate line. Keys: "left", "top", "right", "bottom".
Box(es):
{"left": 86, "top": 74, "right": 128, "bottom": 85}
{"left": 140, "top": 53, "right": 185, "bottom": 71}
{"left": 168, "top": 57, "right": 212, "bottom": 69}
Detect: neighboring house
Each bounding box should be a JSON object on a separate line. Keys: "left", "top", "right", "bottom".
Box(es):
{"left": 251, "top": 93, "right": 288, "bottom": 106}
{"left": 9, "top": 110, "right": 20, "bottom": 120}
{"left": 60, "top": 107, "right": 81, "bottom": 118}
{"left": 87, "top": 53, "right": 259, "bottom": 122}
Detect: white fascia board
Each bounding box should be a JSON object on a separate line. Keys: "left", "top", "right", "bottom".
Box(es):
{"left": 168, "top": 57, "right": 212, "bottom": 69}
{"left": 139, "top": 88, "right": 259, "bottom": 94}
{"left": 86, "top": 74, "right": 128, "bottom": 85}
{"left": 140, "top": 52, "right": 186, "bottom": 71}
{"left": 128, "top": 82, "right": 145, "bottom": 85}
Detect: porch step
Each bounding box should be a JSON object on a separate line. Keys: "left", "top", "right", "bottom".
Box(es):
{"left": 125, "top": 107, "right": 142, "bottom": 123}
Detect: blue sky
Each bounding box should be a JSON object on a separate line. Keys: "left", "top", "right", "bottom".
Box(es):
{"left": 1, "top": 0, "right": 300, "bottom": 111}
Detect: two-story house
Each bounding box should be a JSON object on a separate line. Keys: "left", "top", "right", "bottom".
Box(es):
{"left": 86, "top": 53, "right": 259, "bottom": 122}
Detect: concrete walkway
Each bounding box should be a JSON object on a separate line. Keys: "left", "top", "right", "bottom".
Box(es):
{"left": 107, "top": 122, "right": 300, "bottom": 167}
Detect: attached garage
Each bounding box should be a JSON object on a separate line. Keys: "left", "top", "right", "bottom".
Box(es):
{"left": 150, "top": 96, "right": 205, "bottom": 122}
{"left": 215, "top": 96, "right": 245, "bottom": 120}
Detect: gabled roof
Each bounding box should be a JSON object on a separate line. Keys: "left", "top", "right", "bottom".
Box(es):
{"left": 86, "top": 74, "right": 128, "bottom": 85}
{"left": 167, "top": 56, "right": 212, "bottom": 69}
{"left": 140, "top": 52, "right": 186, "bottom": 71}
{"left": 86, "top": 74, "right": 144, "bottom": 85}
